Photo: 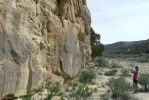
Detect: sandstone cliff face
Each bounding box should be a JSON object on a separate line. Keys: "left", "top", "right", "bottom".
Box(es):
{"left": 0, "top": 0, "right": 91, "bottom": 98}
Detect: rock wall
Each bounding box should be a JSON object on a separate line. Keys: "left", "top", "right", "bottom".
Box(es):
{"left": 0, "top": 0, "right": 91, "bottom": 98}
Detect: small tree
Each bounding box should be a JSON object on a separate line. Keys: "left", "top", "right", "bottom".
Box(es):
{"left": 139, "top": 73, "right": 149, "bottom": 91}
{"left": 90, "top": 28, "right": 104, "bottom": 58}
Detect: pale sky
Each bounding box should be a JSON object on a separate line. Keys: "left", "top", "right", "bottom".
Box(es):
{"left": 86, "top": 0, "right": 149, "bottom": 44}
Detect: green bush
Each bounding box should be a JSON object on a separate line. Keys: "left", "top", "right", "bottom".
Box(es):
{"left": 108, "top": 77, "right": 131, "bottom": 98}
{"left": 121, "top": 69, "right": 130, "bottom": 76}
{"left": 76, "top": 84, "right": 92, "bottom": 97}
{"left": 104, "top": 69, "right": 117, "bottom": 76}
{"left": 79, "top": 67, "right": 96, "bottom": 84}
{"left": 60, "top": 96, "right": 65, "bottom": 100}
{"left": 138, "top": 73, "right": 149, "bottom": 91}
{"left": 45, "top": 82, "right": 61, "bottom": 100}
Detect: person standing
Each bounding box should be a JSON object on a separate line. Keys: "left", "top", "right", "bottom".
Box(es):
{"left": 131, "top": 66, "right": 139, "bottom": 92}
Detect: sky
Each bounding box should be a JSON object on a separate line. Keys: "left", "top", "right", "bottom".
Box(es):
{"left": 86, "top": 0, "right": 149, "bottom": 44}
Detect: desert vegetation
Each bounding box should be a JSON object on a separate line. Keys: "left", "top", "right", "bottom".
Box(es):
{"left": 45, "top": 83, "right": 61, "bottom": 100}
{"left": 138, "top": 73, "right": 149, "bottom": 91}
{"left": 90, "top": 28, "right": 104, "bottom": 58}
{"left": 102, "top": 54, "right": 149, "bottom": 99}
{"left": 11, "top": 40, "right": 149, "bottom": 100}
{"left": 121, "top": 69, "right": 130, "bottom": 76}
{"left": 18, "top": 54, "right": 149, "bottom": 100}
{"left": 108, "top": 77, "right": 132, "bottom": 99}
{"left": 79, "top": 67, "right": 96, "bottom": 84}
{"left": 104, "top": 39, "right": 149, "bottom": 54}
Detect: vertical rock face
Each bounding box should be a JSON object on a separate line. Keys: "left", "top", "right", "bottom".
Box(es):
{"left": 0, "top": 0, "right": 91, "bottom": 98}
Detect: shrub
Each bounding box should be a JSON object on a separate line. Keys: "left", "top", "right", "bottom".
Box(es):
{"left": 96, "top": 57, "right": 110, "bottom": 67}
{"left": 139, "top": 56, "right": 149, "bottom": 63}
{"left": 104, "top": 69, "right": 117, "bottom": 76}
{"left": 121, "top": 69, "right": 130, "bottom": 76}
{"left": 45, "top": 82, "right": 61, "bottom": 100}
{"left": 79, "top": 67, "right": 96, "bottom": 84}
{"left": 75, "top": 84, "right": 92, "bottom": 97}
{"left": 138, "top": 73, "right": 149, "bottom": 91}
{"left": 111, "top": 62, "right": 123, "bottom": 68}
{"left": 108, "top": 77, "right": 131, "bottom": 99}
{"left": 60, "top": 96, "right": 65, "bottom": 100}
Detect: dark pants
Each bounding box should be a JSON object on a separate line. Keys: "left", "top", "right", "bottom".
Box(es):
{"left": 133, "top": 79, "right": 138, "bottom": 90}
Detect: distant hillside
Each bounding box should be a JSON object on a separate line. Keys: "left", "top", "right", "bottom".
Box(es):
{"left": 104, "top": 39, "right": 149, "bottom": 54}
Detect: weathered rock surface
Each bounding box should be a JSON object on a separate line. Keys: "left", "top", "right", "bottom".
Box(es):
{"left": 0, "top": 0, "right": 91, "bottom": 98}
{"left": 31, "top": 89, "right": 48, "bottom": 100}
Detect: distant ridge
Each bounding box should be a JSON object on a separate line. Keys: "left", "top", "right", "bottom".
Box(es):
{"left": 104, "top": 39, "right": 149, "bottom": 54}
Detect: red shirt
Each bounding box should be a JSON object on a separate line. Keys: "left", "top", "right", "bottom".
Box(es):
{"left": 132, "top": 71, "right": 138, "bottom": 80}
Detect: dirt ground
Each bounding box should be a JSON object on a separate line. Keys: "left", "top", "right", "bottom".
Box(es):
{"left": 89, "top": 57, "right": 149, "bottom": 100}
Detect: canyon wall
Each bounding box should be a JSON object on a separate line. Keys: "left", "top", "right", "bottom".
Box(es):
{"left": 0, "top": 0, "right": 91, "bottom": 98}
